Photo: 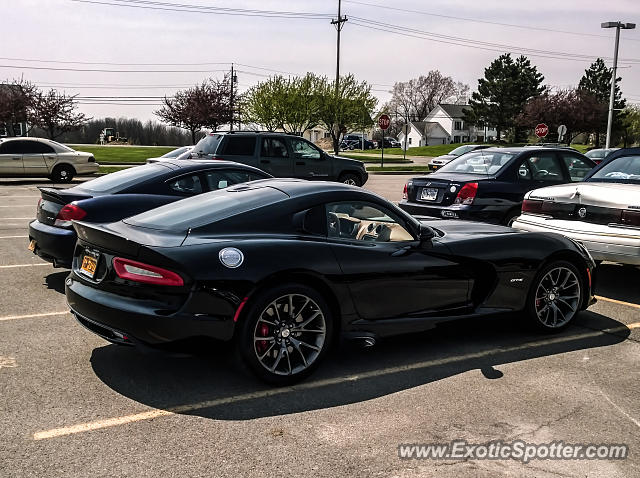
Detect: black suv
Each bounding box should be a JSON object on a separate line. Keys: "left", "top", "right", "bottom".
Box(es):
{"left": 399, "top": 147, "right": 597, "bottom": 225}
{"left": 189, "top": 132, "right": 368, "bottom": 186}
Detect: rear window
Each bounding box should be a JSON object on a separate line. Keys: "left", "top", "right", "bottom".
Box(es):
{"left": 76, "top": 164, "right": 167, "bottom": 193}
{"left": 588, "top": 155, "right": 640, "bottom": 184}
{"left": 192, "top": 134, "right": 223, "bottom": 157}
{"left": 125, "top": 186, "right": 288, "bottom": 231}
{"left": 438, "top": 151, "right": 515, "bottom": 176}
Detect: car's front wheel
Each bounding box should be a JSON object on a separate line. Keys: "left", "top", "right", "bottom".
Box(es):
{"left": 339, "top": 173, "right": 362, "bottom": 187}
{"left": 237, "top": 284, "right": 333, "bottom": 385}
{"left": 526, "top": 260, "right": 583, "bottom": 331}
{"left": 50, "top": 164, "right": 75, "bottom": 183}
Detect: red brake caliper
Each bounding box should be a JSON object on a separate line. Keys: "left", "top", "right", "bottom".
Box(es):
{"left": 257, "top": 323, "right": 270, "bottom": 353}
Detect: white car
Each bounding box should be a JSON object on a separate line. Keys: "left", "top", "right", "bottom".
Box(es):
{"left": 0, "top": 137, "right": 98, "bottom": 182}
{"left": 512, "top": 148, "right": 640, "bottom": 265}
{"left": 146, "top": 145, "right": 193, "bottom": 164}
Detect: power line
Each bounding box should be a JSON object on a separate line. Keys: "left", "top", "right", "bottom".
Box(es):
{"left": 0, "top": 64, "right": 229, "bottom": 73}
{"left": 344, "top": 0, "right": 640, "bottom": 43}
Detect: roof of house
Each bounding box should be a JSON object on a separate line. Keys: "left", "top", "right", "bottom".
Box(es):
{"left": 438, "top": 104, "right": 472, "bottom": 118}
{"left": 409, "top": 121, "right": 449, "bottom": 138}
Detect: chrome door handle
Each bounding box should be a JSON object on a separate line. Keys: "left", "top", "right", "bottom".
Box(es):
{"left": 12, "top": 157, "right": 21, "bottom": 160}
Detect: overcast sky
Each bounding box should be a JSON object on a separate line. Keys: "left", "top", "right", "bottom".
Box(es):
{"left": 3, "top": 0, "right": 639, "bottom": 121}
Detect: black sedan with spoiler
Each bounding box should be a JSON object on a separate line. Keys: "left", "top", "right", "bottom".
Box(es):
{"left": 27, "top": 160, "right": 270, "bottom": 267}
{"left": 66, "top": 179, "right": 596, "bottom": 384}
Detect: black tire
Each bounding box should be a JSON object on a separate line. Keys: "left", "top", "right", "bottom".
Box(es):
{"left": 237, "top": 283, "right": 334, "bottom": 385}
{"left": 525, "top": 260, "right": 583, "bottom": 332}
{"left": 503, "top": 208, "right": 521, "bottom": 227}
{"left": 50, "top": 164, "right": 75, "bottom": 183}
{"left": 338, "top": 172, "right": 362, "bottom": 187}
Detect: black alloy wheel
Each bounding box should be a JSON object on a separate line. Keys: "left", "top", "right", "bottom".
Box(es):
{"left": 51, "top": 164, "right": 75, "bottom": 183}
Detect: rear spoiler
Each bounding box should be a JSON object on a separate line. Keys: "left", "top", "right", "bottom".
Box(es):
{"left": 73, "top": 221, "right": 188, "bottom": 258}
{"left": 38, "top": 187, "right": 91, "bottom": 205}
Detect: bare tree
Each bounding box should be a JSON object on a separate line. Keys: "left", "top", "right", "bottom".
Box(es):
{"left": 0, "top": 78, "right": 38, "bottom": 136}
{"left": 388, "top": 71, "right": 463, "bottom": 121}
{"left": 30, "top": 90, "right": 88, "bottom": 139}
{"left": 155, "top": 77, "right": 233, "bottom": 144}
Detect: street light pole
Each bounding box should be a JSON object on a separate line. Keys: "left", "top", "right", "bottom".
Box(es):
{"left": 601, "top": 21, "right": 635, "bottom": 149}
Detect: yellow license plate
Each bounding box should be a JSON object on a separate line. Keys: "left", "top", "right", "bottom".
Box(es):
{"left": 28, "top": 240, "right": 36, "bottom": 252}
{"left": 80, "top": 255, "right": 98, "bottom": 277}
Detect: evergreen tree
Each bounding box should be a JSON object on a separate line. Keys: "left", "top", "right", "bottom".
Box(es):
{"left": 578, "top": 58, "right": 626, "bottom": 147}
{"left": 464, "top": 54, "right": 545, "bottom": 141}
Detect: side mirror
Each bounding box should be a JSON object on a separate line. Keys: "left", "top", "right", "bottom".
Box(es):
{"left": 419, "top": 223, "right": 436, "bottom": 242}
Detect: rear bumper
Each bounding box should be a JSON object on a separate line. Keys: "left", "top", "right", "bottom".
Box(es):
{"left": 66, "top": 275, "right": 237, "bottom": 346}
{"left": 28, "top": 220, "right": 75, "bottom": 268}
{"left": 512, "top": 215, "right": 640, "bottom": 265}
{"left": 398, "top": 200, "right": 504, "bottom": 224}
{"left": 73, "top": 162, "right": 100, "bottom": 175}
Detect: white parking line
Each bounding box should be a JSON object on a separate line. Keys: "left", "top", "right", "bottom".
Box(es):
{"left": 0, "top": 205, "right": 35, "bottom": 207}
{"left": 33, "top": 323, "right": 638, "bottom": 440}
{"left": 0, "top": 196, "right": 40, "bottom": 198}
{"left": 0, "top": 311, "right": 69, "bottom": 322}
{"left": 0, "top": 235, "right": 28, "bottom": 239}
{"left": 596, "top": 296, "right": 640, "bottom": 310}
{"left": 0, "top": 263, "right": 50, "bottom": 269}
{"left": 1, "top": 217, "right": 33, "bottom": 220}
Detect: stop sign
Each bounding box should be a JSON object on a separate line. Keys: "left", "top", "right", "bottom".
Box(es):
{"left": 378, "top": 114, "right": 391, "bottom": 130}
{"left": 535, "top": 123, "right": 549, "bottom": 138}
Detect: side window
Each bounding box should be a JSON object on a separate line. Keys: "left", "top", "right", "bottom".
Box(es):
{"left": 24, "top": 142, "right": 55, "bottom": 154}
{"left": 560, "top": 153, "right": 593, "bottom": 182}
{"left": 261, "top": 138, "right": 289, "bottom": 158}
{"left": 290, "top": 138, "right": 321, "bottom": 160}
{"left": 203, "top": 169, "right": 265, "bottom": 190}
{"left": 221, "top": 136, "right": 256, "bottom": 156}
{"left": 167, "top": 174, "right": 203, "bottom": 195}
{"left": 526, "top": 154, "right": 564, "bottom": 182}
{"left": 0, "top": 141, "right": 27, "bottom": 154}
{"left": 517, "top": 160, "right": 532, "bottom": 180}
{"left": 326, "top": 201, "right": 414, "bottom": 242}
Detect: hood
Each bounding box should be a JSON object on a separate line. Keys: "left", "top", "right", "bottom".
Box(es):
{"left": 528, "top": 182, "right": 640, "bottom": 209}
{"left": 433, "top": 154, "right": 456, "bottom": 161}
{"left": 329, "top": 154, "right": 366, "bottom": 168}
{"left": 421, "top": 218, "right": 515, "bottom": 242}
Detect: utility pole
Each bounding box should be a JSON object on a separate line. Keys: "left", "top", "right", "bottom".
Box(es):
{"left": 331, "top": 0, "right": 347, "bottom": 152}
{"left": 601, "top": 21, "right": 635, "bottom": 149}
{"left": 229, "top": 63, "right": 235, "bottom": 131}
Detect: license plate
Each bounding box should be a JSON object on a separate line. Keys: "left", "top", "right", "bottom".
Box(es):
{"left": 28, "top": 240, "right": 36, "bottom": 252}
{"left": 420, "top": 188, "right": 438, "bottom": 201}
{"left": 431, "top": 165, "right": 438, "bottom": 170}
{"left": 80, "top": 254, "right": 98, "bottom": 278}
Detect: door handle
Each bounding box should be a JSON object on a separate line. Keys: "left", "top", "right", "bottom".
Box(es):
{"left": 391, "top": 245, "right": 412, "bottom": 257}
{"left": 260, "top": 159, "right": 271, "bottom": 164}
{"left": 296, "top": 161, "right": 305, "bottom": 165}
{"left": 12, "top": 157, "right": 21, "bottom": 160}
{"left": 44, "top": 156, "right": 55, "bottom": 159}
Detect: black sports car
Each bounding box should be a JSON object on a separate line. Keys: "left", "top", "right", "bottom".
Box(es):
{"left": 28, "top": 160, "right": 270, "bottom": 267}
{"left": 66, "top": 179, "right": 596, "bottom": 384}
{"left": 400, "top": 147, "right": 597, "bottom": 225}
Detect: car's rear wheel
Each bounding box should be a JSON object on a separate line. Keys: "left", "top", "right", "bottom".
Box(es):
{"left": 339, "top": 173, "right": 362, "bottom": 187}
{"left": 503, "top": 208, "right": 521, "bottom": 227}
{"left": 51, "top": 164, "right": 75, "bottom": 183}
{"left": 526, "top": 260, "right": 583, "bottom": 331}
{"left": 238, "top": 284, "right": 333, "bottom": 385}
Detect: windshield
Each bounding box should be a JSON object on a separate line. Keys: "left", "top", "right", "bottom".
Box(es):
{"left": 586, "top": 149, "right": 616, "bottom": 160}
{"left": 125, "top": 185, "right": 288, "bottom": 231}
{"left": 449, "top": 145, "right": 475, "bottom": 156}
{"left": 588, "top": 155, "right": 640, "bottom": 184}
{"left": 76, "top": 164, "right": 167, "bottom": 193}
{"left": 192, "top": 134, "right": 223, "bottom": 157}
{"left": 161, "top": 146, "right": 190, "bottom": 158}
{"left": 437, "top": 150, "right": 515, "bottom": 176}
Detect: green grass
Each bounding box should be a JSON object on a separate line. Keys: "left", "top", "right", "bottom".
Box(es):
{"left": 68, "top": 145, "right": 175, "bottom": 163}
{"left": 367, "top": 166, "right": 431, "bottom": 172}
{"left": 98, "top": 165, "right": 135, "bottom": 174}
{"left": 340, "top": 154, "right": 412, "bottom": 163}
{"left": 360, "top": 142, "right": 591, "bottom": 157}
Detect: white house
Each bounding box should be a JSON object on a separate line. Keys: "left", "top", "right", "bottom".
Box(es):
{"left": 398, "top": 121, "right": 449, "bottom": 147}
{"left": 424, "top": 104, "right": 497, "bottom": 143}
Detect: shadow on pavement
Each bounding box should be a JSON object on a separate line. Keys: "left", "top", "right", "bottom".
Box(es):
{"left": 44, "top": 271, "right": 69, "bottom": 294}
{"left": 595, "top": 263, "right": 640, "bottom": 305}
{"left": 0, "top": 178, "right": 90, "bottom": 187}
{"left": 90, "top": 310, "right": 629, "bottom": 421}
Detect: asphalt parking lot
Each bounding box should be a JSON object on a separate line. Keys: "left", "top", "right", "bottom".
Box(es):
{"left": 1, "top": 175, "right": 639, "bottom": 478}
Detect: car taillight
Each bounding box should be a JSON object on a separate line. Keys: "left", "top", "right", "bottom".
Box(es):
{"left": 621, "top": 210, "right": 640, "bottom": 227}
{"left": 454, "top": 182, "right": 478, "bottom": 205}
{"left": 36, "top": 198, "right": 43, "bottom": 214}
{"left": 522, "top": 199, "right": 543, "bottom": 214}
{"left": 112, "top": 257, "right": 184, "bottom": 286}
{"left": 54, "top": 204, "right": 86, "bottom": 227}
{"left": 402, "top": 183, "right": 408, "bottom": 200}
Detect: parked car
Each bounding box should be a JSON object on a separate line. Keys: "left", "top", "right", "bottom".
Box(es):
{"left": 0, "top": 137, "right": 98, "bottom": 182}
{"left": 343, "top": 134, "right": 375, "bottom": 150}
{"left": 428, "top": 144, "right": 491, "bottom": 171}
{"left": 146, "top": 146, "right": 193, "bottom": 163}
{"left": 585, "top": 148, "right": 619, "bottom": 164}
{"left": 65, "top": 179, "right": 595, "bottom": 384}
{"left": 188, "top": 131, "right": 368, "bottom": 186}
{"left": 27, "top": 160, "right": 270, "bottom": 268}
{"left": 339, "top": 139, "right": 359, "bottom": 151}
{"left": 400, "top": 147, "right": 597, "bottom": 225}
{"left": 381, "top": 137, "right": 401, "bottom": 148}
{"left": 512, "top": 147, "right": 640, "bottom": 265}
